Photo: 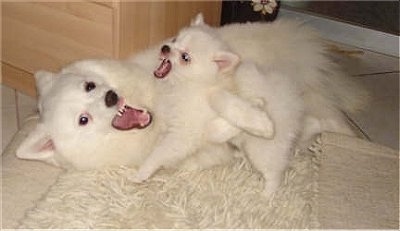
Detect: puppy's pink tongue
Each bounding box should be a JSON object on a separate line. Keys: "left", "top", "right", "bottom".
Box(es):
{"left": 112, "top": 106, "right": 152, "bottom": 130}
{"left": 154, "top": 59, "right": 171, "bottom": 78}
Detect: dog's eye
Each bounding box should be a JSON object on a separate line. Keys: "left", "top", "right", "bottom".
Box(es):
{"left": 85, "top": 82, "right": 96, "bottom": 92}
{"left": 181, "top": 52, "right": 191, "bottom": 63}
{"left": 78, "top": 113, "right": 91, "bottom": 126}
{"left": 171, "top": 38, "right": 176, "bottom": 43}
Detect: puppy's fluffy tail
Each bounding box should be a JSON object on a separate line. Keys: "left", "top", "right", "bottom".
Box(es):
{"left": 317, "top": 60, "right": 370, "bottom": 114}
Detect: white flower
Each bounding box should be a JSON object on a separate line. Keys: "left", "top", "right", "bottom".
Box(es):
{"left": 251, "top": 0, "right": 278, "bottom": 15}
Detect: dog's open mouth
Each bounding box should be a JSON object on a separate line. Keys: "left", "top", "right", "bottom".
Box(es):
{"left": 153, "top": 58, "right": 172, "bottom": 78}
{"left": 112, "top": 99, "right": 152, "bottom": 130}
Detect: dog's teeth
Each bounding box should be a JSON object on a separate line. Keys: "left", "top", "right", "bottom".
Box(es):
{"left": 117, "top": 110, "right": 124, "bottom": 116}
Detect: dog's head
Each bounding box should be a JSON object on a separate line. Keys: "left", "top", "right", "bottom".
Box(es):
{"left": 153, "top": 13, "right": 240, "bottom": 83}
{"left": 16, "top": 59, "right": 157, "bottom": 169}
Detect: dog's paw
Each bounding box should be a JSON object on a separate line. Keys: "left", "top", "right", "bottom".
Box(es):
{"left": 263, "top": 179, "right": 281, "bottom": 197}
{"left": 244, "top": 112, "right": 275, "bottom": 139}
{"left": 129, "top": 167, "right": 154, "bottom": 183}
{"left": 251, "top": 97, "right": 266, "bottom": 109}
{"left": 206, "top": 118, "right": 240, "bottom": 143}
{"left": 128, "top": 174, "right": 147, "bottom": 184}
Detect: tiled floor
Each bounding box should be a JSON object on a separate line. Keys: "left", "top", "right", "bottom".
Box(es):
{"left": 1, "top": 44, "right": 399, "bottom": 152}
{"left": 1, "top": 86, "right": 38, "bottom": 152}
{"left": 328, "top": 43, "right": 399, "bottom": 150}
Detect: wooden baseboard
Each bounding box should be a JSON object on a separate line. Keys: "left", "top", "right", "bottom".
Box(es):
{"left": 280, "top": 8, "right": 399, "bottom": 57}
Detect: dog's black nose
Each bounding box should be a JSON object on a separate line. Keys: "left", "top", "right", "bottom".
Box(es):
{"left": 105, "top": 90, "right": 118, "bottom": 107}
{"left": 161, "top": 45, "right": 170, "bottom": 55}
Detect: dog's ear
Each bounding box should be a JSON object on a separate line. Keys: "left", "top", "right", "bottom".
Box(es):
{"left": 16, "top": 123, "right": 58, "bottom": 166}
{"left": 213, "top": 51, "right": 240, "bottom": 74}
{"left": 191, "top": 13, "right": 205, "bottom": 26}
{"left": 35, "top": 71, "right": 58, "bottom": 97}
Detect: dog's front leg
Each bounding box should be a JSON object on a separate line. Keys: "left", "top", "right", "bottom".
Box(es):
{"left": 209, "top": 90, "right": 275, "bottom": 139}
{"left": 132, "top": 130, "right": 200, "bottom": 182}
{"left": 205, "top": 117, "right": 241, "bottom": 143}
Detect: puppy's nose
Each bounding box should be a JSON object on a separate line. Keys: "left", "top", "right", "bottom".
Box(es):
{"left": 105, "top": 90, "right": 118, "bottom": 107}
{"left": 161, "top": 45, "right": 170, "bottom": 55}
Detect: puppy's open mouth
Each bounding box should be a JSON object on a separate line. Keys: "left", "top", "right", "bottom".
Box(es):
{"left": 154, "top": 58, "right": 172, "bottom": 78}
{"left": 112, "top": 98, "right": 152, "bottom": 130}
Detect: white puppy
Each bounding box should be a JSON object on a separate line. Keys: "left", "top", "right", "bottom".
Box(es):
{"left": 144, "top": 21, "right": 303, "bottom": 195}
{"left": 133, "top": 22, "right": 276, "bottom": 182}
{"left": 135, "top": 14, "right": 368, "bottom": 195}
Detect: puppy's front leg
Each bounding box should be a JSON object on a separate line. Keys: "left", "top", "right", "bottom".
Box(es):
{"left": 133, "top": 130, "right": 200, "bottom": 182}
{"left": 210, "top": 90, "right": 275, "bottom": 139}
{"left": 206, "top": 118, "right": 241, "bottom": 143}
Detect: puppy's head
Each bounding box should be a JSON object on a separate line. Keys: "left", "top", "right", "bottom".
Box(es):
{"left": 16, "top": 60, "right": 155, "bottom": 169}
{"left": 153, "top": 14, "right": 240, "bottom": 83}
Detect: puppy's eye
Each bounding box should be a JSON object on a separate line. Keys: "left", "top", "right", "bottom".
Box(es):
{"left": 85, "top": 81, "right": 96, "bottom": 92}
{"left": 171, "top": 38, "right": 176, "bottom": 43}
{"left": 78, "top": 113, "right": 91, "bottom": 126}
{"left": 181, "top": 52, "right": 191, "bottom": 63}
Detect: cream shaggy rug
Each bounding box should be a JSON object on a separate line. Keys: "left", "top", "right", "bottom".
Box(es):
{"left": 18, "top": 141, "right": 322, "bottom": 229}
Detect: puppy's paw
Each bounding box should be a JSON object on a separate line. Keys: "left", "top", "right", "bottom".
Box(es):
{"left": 128, "top": 174, "right": 147, "bottom": 184}
{"left": 129, "top": 166, "right": 154, "bottom": 183}
{"left": 206, "top": 118, "right": 241, "bottom": 143}
{"left": 244, "top": 112, "right": 274, "bottom": 139}
{"left": 263, "top": 179, "right": 281, "bottom": 197}
{"left": 251, "top": 97, "right": 266, "bottom": 109}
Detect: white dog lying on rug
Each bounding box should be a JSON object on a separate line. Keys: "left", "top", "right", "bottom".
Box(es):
{"left": 16, "top": 60, "right": 158, "bottom": 169}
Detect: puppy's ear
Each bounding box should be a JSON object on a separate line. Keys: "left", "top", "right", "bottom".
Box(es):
{"left": 16, "top": 123, "right": 58, "bottom": 166}
{"left": 35, "top": 71, "right": 57, "bottom": 97}
{"left": 213, "top": 51, "right": 240, "bottom": 74}
{"left": 191, "top": 13, "right": 205, "bottom": 26}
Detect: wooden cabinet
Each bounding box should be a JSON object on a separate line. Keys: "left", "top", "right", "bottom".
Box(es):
{"left": 1, "top": 1, "right": 221, "bottom": 97}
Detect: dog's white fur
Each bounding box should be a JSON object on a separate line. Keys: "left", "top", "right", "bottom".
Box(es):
{"left": 16, "top": 14, "right": 368, "bottom": 190}
{"left": 135, "top": 14, "right": 368, "bottom": 194}
{"left": 16, "top": 56, "right": 269, "bottom": 171}
{"left": 16, "top": 60, "right": 162, "bottom": 169}
{"left": 226, "top": 62, "right": 304, "bottom": 195}
{"left": 134, "top": 25, "right": 275, "bottom": 181}
{"left": 213, "top": 15, "right": 368, "bottom": 143}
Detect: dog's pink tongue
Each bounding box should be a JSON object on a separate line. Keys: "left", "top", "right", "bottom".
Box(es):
{"left": 112, "top": 106, "right": 152, "bottom": 130}
{"left": 154, "top": 59, "right": 172, "bottom": 78}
